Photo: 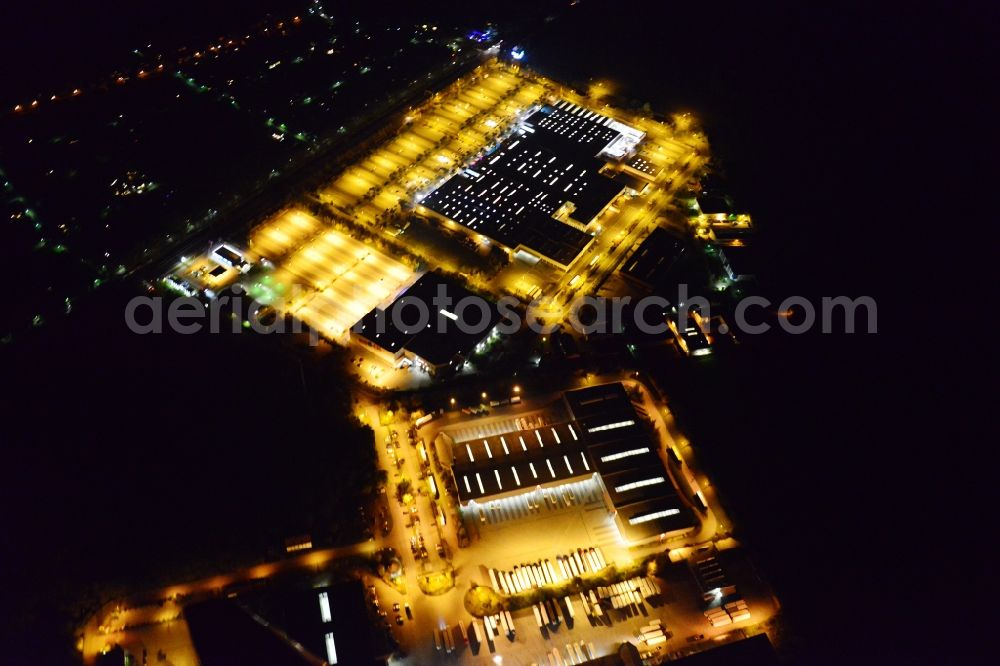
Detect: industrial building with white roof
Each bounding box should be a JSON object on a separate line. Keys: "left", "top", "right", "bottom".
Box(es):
{"left": 448, "top": 383, "right": 697, "bottom": 546}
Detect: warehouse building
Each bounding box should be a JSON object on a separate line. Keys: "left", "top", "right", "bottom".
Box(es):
{"left": 449, "top": 383, "right": 696, "bottom": 545}
{"left": 620, "top": 227, "right": 688, "bottom": 289}
{"left": 352, "top": 272, "right": 501, "bottom": 376}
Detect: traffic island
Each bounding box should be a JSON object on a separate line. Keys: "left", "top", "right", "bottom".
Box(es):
{"left": 464, "top": 584, "right": 503, "bottom": 616}
{"left": 418, "top": 568, "right": 455, "bottom": 596}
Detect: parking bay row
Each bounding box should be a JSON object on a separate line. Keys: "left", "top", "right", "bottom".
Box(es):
{"left": 487, "top": 546, "right": 611, "bottom": 595}
{"left": 433, "top": 576, "right": 662, "bottom": 662}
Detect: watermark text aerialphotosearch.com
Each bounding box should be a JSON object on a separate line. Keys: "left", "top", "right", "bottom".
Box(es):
{"left": 125, "top": 283, "right": 877, "bottom": 343}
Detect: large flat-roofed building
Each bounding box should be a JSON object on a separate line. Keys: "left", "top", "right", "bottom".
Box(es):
{"left": 419, "top": 100, "right": 643, "bottom": 270}
{"left": 620, "top": 227, "right": 687, "bottom": 289}
{"left": 622, "top": 153, "right": 663, "bottom": 181}
{"left": 186, "top": 581, "right": 389, "bottom": 666}
{"left": 717, "top": 243, "right": 759, "bottom": 282}
{"left": 185, "top": 599, "right": 314, "bottom": 666}
{"left": 449, "top": 382, "right": 695, "bottom": 545}
{"left": 695, "top": 193, "right": 734, "bottom": 218}
{"left": 352, "top": 272, "right": 501, "bottom": 375}
{"left": 452, "top": 421, "right": 593, "bottom": 501}
{"left": 294, "top": 581, "right": 390, "bottom": 666}
{"left": 566, "top": 383, "right": 695, "bottom": 543}
{"left": 692, "top": 191, "right": 753, "bottom": 244}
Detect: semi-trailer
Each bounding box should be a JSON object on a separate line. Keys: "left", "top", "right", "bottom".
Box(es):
{"left": 638, "top": 628, "right": 665, "bottom": 642}
{"left": 471, "top": 620, "right": 484, "bottom": 646}
{"left": 484, "top": 615, "right": 495, "bottom": 643}
{"left": 443, "top": 626, "right": 454, "bottom": 652}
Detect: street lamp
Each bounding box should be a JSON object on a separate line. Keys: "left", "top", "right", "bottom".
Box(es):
{"left": 450, "top": 397, "right": 456, "bottom": 405}
{"left": 481, "top": 392, "right": 487, "bottom": 400}
{"left": 513, "top": 385, "right": 520, "bottom": 393}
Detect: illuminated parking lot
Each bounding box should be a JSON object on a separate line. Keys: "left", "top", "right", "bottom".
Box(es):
{"left": 247, "top": 209, "right": 414, "bottom": 341}
{"left": 319, "top": 65, "right": 547, "bottom": 228}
